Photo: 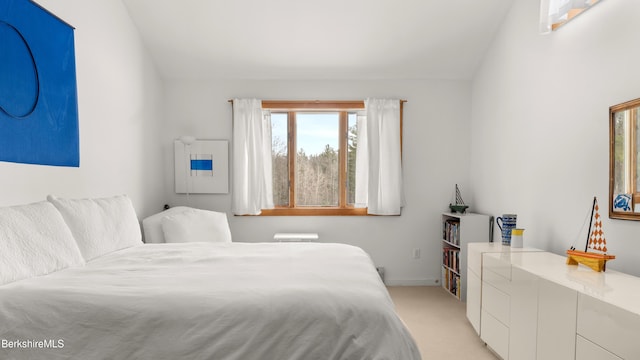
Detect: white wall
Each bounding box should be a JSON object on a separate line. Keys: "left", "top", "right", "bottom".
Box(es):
{"left": 471, "top": 0, "right": 640, "bottom": 276}
{"left": 0, "top": 0, "right": 165, "bottom": 219}
{"left": 2, "top": 2, "right": 475, "bottom": 284}
{"left": 162, "top": 79, "right": 474, "bottom": 284}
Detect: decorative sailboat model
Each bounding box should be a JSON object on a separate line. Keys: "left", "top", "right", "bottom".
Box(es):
{"left": 449, "top": 184, "right": 469, "bottom": 214}
{"left": 566, "top": 197, "right": 615, "bottom": 272}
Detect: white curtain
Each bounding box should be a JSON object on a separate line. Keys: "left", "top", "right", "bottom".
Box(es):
{"left": 232, "top": 98, "right": 274, "bottom": 215}
{"left": 356, "top": 98, "right": 404, "bottom": 215}
{"left": 354, "top": 111, "right": 368, "bottom": 208}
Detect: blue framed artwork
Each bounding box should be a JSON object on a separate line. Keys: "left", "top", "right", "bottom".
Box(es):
{"left": 613, "top": 193, "right": 632, "bottom": 212}
{"left": 0, "top": 0, "right": 79, "bottom": 167}
{"left": 174, "top": 140, "right": 229, "bottom": 194}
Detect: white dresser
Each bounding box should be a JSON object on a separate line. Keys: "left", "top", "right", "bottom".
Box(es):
{"left": 466, "top": 243, "right": 542, "bottom": 338}
{"left": 471, "top": 250, "right": 640, "bottom": 360}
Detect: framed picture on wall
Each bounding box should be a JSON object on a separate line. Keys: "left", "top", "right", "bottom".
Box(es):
{"left": 0, "top": 0, "right": 79, "bottom": 167}
{"left": 174, "top": 140, "right": 229, "bottom": 194}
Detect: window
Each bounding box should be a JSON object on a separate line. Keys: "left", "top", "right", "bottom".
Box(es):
{"left": 612, "top": 106, "right": 640, "bottom": 205}
{"left": 539, "top": 0, "right": 603, "bottom": 33}
{"left": 263, "top": 101, "right": 366, "bottom": 216}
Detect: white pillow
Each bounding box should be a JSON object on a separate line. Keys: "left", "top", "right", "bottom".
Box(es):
{"left": 47, "top": 194, "right": 142, "bottom": 261}
{"left": 161, "top": 208, "right": 232, "bottom": 243}
{"left": 0, "top": 201, "right": 85, "bottom": 285}
{"left": 141, "top": 206, "right": 192, "bottom": 243}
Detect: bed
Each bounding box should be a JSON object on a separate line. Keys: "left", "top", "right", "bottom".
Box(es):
{"left": 0, "top": 196, "right": 421, "bottom": 360}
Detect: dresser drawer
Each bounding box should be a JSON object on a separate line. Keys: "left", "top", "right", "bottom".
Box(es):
{"left": 577, "top": 294, "right": 640, "bottom": 359}
{"left": 482, "top": 281, "right": 510, "bottom": 326}
{"left": 536, "top": 278, "right": 577, "bottom": 360}
{"left": 483, "top": 253, "right": 512, "bottom": 281}
{"left": 483, "top": 266, "right": 511, "bottom": 294}
{"left": 467, "top": 245, "right": 482, "bottom": 275}
{"left": 466, "top": 268, "right": 482, "bottom": 335}
{"left": 576, "top": 335, "right": 622, "bottom": 360}
{"left": 481, "top": 310, "right": 509, "bottom": 360}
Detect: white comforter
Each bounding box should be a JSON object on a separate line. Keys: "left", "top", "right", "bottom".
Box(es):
{"left": 0, "top": 242, "right": 421, "bottom": 360}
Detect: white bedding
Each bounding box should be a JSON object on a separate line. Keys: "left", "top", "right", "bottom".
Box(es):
{"left": 0, "top": 242, "right": 420, "bottom": 360}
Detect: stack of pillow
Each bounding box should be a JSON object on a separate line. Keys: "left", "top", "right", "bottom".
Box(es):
{"left": 0, "top": 195, "right": 231, "bottom": 287}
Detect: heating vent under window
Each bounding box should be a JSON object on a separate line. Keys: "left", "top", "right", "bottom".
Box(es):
{"left": 273, "top": 233, "right": 319, "bottom": 242}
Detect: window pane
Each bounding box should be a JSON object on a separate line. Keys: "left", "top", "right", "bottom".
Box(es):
{"left": 295, "top": 113, "right": 339, "bottom": 206}
{"left": 271, "top": 113, "right": 289, "bottom": 206}
{"left": 613, "top": 111, "right": 628, "bottom": 195}
{"left": 636, "top": 109, "right": 640, "bottom": 192}
{"left": 347, "top": 112, "right": 358, "bottom": 205}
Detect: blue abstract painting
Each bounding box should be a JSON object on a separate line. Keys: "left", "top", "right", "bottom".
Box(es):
{"left": 0, "top": 0, "right": 79, "bottom": 167}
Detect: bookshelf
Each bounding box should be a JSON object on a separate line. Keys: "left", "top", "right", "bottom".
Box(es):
{"left": 441, "top": 212, "right": 490, "bottom": 301}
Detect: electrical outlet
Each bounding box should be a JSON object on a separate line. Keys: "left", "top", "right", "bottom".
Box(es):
{"left": 412, "top": 248, "right": 421, "bottom": 259}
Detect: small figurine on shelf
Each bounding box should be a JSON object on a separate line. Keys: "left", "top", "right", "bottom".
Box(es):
{"left": 566, "top": 197, "right": 615, "bottom": 272}
{"left": 449, "top": 184, "right": 469, "bottom": 214}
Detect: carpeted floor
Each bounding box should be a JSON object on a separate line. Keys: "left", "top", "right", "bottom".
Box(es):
{"left": 387, "top": 286, "right": 499, "bottom": 360}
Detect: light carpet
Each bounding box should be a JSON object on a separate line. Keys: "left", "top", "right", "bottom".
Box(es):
{"left": 388, "top": 286, "right": 499, "bottom": 360}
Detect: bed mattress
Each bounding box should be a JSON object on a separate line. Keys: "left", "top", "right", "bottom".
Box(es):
{"left": 0, "top": 242, "right": 420, "bottom": 360}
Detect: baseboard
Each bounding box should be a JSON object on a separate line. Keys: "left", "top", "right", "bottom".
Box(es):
{"left": 384, "top": 278, "right": 439, "bottom": 286}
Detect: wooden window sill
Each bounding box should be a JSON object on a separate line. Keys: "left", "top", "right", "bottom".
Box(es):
{"left": 256, "top": 207, "right": 368, "bottom": 216}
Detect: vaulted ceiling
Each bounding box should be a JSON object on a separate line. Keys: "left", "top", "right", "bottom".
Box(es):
{"left": 122, "top": 0, "right": 514, "bottom": 80}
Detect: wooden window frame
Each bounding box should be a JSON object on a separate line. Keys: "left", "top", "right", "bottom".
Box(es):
{"left": 259, "top": 100, "right": 403, "bottom": 216}
{"left": 609, "top": 99, "right": 640, "bottom": 220}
